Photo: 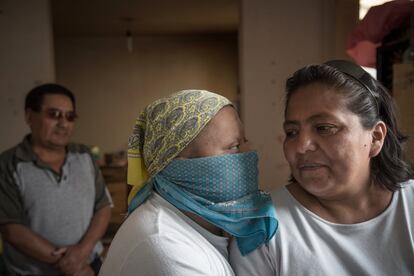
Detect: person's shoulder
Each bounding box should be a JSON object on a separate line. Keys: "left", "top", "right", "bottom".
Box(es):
{"left": 400, "top": 179, "right": 414, "bottom": 193}
{"left": 0, "top": 145, "right": 18, "bottom": 160}
{"left": 124, "top": 194, "right": 220, "bottom": 252}
{"left": 269, "top": 184, "right": 306, "bottom": 223}
{"left": 111, "top": 194, "right": 186, "bottom": 244}
{"left": 103, "top": 233, "right": 223, "bottom": 276}
{"left": 270, "top": 185, "right": 293, "bottom": 207}
{"left": 0, "top": 144, "right": 19, "bottom": 171}
{"left": 127, "top": 194, "right": 195, "bottom": 237}
{"left": 122, "top": 195, "right": 165, "bottom": 235}
{"left": 101, "top": 200, "right": 164, "bottom": 271}
{"left": 134, "top": 226, "right": 232, "bottom": 276}
{"left": 104, "top": 196, "right": 230, "bottom": 276}
{"left": 66, "top": 143, "right": 95, "bottom": 166}
{"left": 402, "top": 179, "right": 414, "bottom": 185}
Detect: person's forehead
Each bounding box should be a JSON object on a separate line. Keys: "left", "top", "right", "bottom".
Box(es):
{"left": 42, "top": 94, "right": 74, "bottom": 110}
{"left": 209, "top": 106, "right": 239, "bottom": 126}
{"left": 207, "top": 108, "right": 243, "bottom": 139}
{"left": 288, "top": 85, "right": 346, "bottom": 110}
{"left": 285, "top": 85, "right": 355, "bottom": 122}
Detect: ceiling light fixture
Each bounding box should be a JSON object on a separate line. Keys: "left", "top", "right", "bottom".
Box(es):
{"left": 126, "top": 28, "right": 133, "bottom": 53}
{"left": 121, "top": 17, "right": 134, "bottom": 53}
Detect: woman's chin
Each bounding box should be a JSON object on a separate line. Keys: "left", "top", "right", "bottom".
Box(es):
{"left": 297, "top": 177, "right": 335, "bottom": 198}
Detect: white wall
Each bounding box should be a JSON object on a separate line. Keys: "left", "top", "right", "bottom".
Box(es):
{"left": 240, "top": 0, "right": 358, "bottom": 191}
{"left": 0, "top": 0, "right": 55, "bottom": 151}
{"left": 55, "top": 35, "right": 238, "bottom": 153}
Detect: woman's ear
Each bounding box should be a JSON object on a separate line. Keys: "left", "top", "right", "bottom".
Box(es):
{"left": 369, "top": 121, "right": 387, "bottom": 157}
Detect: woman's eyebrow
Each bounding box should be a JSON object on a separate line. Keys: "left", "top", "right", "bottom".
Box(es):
{"left": 283, "top": 120, "right": 299, "bottom": 127}
{"left": 284, "top": 113, "right": 338, "bottom": 127}
{"left": 307, "top": 113, "right": 338, "bottom": 123}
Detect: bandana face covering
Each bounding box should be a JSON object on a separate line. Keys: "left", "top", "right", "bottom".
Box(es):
{"left": 160, "top": 151, "right": 258, "bottom": 202}
{"left": 153, "top": 151, "right": 278, "bottom": 256}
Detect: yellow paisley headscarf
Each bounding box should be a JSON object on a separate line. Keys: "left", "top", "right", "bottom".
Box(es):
{"left": 127, "top": 89, "right": 232, "bottom": 204}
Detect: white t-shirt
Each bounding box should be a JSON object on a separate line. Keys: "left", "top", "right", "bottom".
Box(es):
{"left": 100, "top": 192, "right": 234, "bottom": 276}
{"left": 230, "top": 180, "right": 414, "bottom": 276}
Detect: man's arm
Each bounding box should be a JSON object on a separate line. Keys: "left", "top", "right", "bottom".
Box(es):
{"left": 56, "top": 205, "right": 111, "bottom": 274}
{"left": 79, "top": 205, "right": 112, "bottom": 254}
{"left": 0, "top": 223, "right": 64, "bottom": 264}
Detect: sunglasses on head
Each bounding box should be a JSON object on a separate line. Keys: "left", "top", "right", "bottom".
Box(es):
{"left": 43, "top": 108, "right": 78, "bottom": 122}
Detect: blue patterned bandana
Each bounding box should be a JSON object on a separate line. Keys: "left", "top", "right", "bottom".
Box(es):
{"left": 151, "top": 151, "right": 278, "bottom": 255}
{"left": 159, "top": 151, "right": 258, "bottom": 202}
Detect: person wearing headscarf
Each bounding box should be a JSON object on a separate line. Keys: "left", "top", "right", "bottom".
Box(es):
{"left": 100, "top": 89, "right": 278, "bottom": 276}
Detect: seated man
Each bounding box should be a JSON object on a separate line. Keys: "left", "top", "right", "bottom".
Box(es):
{"left": 0, "top": 84, "right": 112, "bottom": 275}
{"left": 100, "top": 89, "right": 278, "bottom": 275}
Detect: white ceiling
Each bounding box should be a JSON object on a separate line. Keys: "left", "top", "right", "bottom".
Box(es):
{"left": 52, "top": 0, "right": 239, "bottom": 36}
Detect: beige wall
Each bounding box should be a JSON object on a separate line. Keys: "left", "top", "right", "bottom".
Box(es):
{"left": 0, "top": 0, "right": 55, "bottom": 151}
{"left": 240, "top": 0, "right": 358, "bottom": 191}
{"left": 0, "top": 0, "right": 360, "bottom": 190}
{"left": 55, "top": 35, "right": 238, "bottom": 153}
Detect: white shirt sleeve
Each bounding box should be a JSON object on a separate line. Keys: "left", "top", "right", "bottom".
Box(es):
{"left": 229, "top": 238, "right": 276, "bottom": 276}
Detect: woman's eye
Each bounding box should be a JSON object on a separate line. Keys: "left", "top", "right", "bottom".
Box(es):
{"left": 316, "top": 125, "right": 338, "bottom": 135}
{"left": 284, "top": 129, "right": 298, "bottom": 138}
{"left": 229, "top": 144, "right": 240, "bottom": 151}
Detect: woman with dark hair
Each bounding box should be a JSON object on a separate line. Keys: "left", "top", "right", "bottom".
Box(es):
{"left": 230, "top": 60, "right": 414, "bottom": 275}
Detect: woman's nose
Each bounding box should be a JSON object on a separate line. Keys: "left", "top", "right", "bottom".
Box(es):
{"left": 296, "top": 132, "right": 317, "bottom": 154}
{"left": 240, "top": 140, "right": 253, "bottom": 153}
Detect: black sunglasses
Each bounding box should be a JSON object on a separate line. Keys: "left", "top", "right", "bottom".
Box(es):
{"left": 42, "top": 108, "right": 78, "bottom": 122}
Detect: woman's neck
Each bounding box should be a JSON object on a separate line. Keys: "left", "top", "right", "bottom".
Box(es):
{"left": 287, "top": 182, "right": 394, "bottom": 224}
{"left": 184, "top": 211, "right": 224, "bottom": 236}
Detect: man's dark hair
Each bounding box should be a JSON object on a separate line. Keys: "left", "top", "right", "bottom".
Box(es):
{"left": 25, "top": 83, "right": 76, "bottom": 112}
{"left": 285, "top": 61, "right": 413, "bottom": 191}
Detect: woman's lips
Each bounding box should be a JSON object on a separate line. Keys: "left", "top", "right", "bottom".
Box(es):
{"left": 298, "top": 163, "right": 326, "bottom": 171}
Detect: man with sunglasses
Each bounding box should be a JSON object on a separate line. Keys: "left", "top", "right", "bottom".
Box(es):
{"left": 0, "top": 84, "right": 112, "bottom": 275}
